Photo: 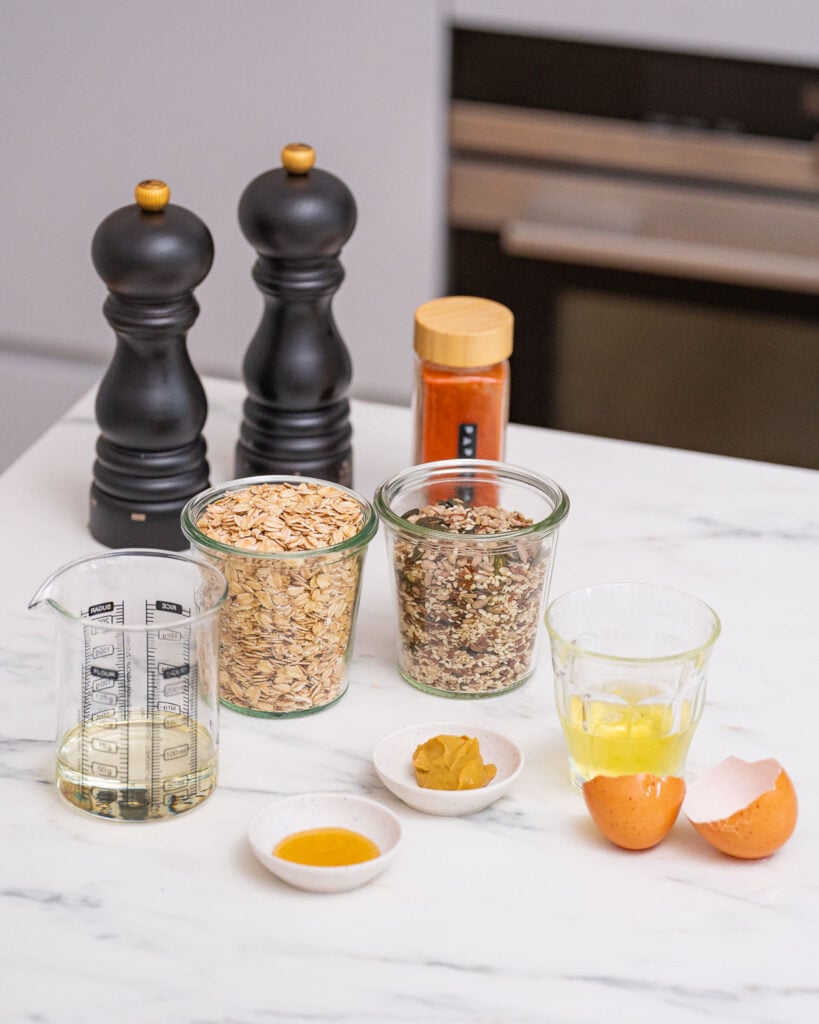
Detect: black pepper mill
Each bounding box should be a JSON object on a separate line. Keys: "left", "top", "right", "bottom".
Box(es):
{"left": 89, "top": 180, "right": 213, "bottom": 549}
{"left": 235, "top": 143, "right": 356, "bottom": 485}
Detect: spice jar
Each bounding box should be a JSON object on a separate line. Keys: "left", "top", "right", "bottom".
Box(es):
{"left": 181, "top": 476, "right": 377, "bottom": 717}
{"left": 413, "top": 296, "right": 513, "bottom": 465}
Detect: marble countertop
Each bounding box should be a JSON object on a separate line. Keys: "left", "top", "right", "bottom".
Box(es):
{"left": 2, "top": 376, "right": 818, "bottom": 1023}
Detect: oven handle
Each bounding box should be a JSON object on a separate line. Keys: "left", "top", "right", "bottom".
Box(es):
{"left": 500, "top": 217, "right": 819, "bottom": 295}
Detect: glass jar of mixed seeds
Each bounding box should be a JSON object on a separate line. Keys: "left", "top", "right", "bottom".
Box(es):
{"left": 374, "top": 459, "right": 569, "bottom": 698}
{"left": 181, "top": 476, "right": 377, "bottom": 717}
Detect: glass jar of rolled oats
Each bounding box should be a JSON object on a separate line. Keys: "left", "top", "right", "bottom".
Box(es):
{"left": 181, "top": 476, "right": 377, "bottom": 717}
{"left": 374, "top": 459, "right": 569, "bottom": 698}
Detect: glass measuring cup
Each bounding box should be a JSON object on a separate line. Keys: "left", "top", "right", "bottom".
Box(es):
{"left": 29, "top": 549, "right": 227, "bottom": 821}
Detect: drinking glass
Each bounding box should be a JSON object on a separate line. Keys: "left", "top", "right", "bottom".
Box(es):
{"left": 546, "top": 583, "right": 721, "bottom": 785}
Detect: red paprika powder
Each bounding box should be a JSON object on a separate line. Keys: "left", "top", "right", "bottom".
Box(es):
{"left": 413, "top": 296, "right": 513, "bottom": 465}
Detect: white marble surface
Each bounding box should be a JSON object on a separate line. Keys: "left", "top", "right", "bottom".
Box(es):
{"left": 2, "top": 376, "right": 818, "bottom": 1023}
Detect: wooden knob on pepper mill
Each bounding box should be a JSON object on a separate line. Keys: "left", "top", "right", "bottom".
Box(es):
{"left": 280, "top": 142, "right": 316, "bottom": 174}
{"left": 134, "top": 178, "right": 171, "bottom": 210}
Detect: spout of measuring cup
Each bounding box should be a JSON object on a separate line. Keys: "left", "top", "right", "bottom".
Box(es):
{"left": 28, "top": 551, "right": 105, "bottom": 619}
{"left": 28, "top": 583, "right": 54, "bottom": 612}
{"left": 28, "top": 567, "right": 69, "bottom": 617}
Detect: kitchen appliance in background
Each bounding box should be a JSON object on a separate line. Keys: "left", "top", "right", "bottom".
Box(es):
{"left": 448, "top": 30, "right": 819, "bottom": 469}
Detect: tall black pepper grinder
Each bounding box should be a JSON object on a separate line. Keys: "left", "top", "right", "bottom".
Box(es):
{"left": 89, "top": 179, "right": 213, "bottom": 549}
{"left": 235, "top": 143, "right": 356, "bottom": 485}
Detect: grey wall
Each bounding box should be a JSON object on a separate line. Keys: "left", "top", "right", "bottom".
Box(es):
{"left": 0, "top": 0, "right": 447, "bottom": 405}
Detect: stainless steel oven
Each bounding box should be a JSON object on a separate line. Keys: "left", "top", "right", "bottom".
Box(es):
{"left": 448, "top": 30, "right": 819, "bottom": 468}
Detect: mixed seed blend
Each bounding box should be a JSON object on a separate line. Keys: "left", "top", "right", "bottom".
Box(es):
{"left": 393, "top": 500, "right": 552, "bottom": 694}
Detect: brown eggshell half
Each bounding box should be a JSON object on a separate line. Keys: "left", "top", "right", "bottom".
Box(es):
{"left": 582, "top": 774, "right": 686, "bottom": 851}
{"left": 685, "top": 756, "right": 797, "bottom": 860}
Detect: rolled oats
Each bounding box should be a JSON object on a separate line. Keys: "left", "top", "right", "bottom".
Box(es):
{"left": 192, "top": 481, "right": 370, "bottom": 715}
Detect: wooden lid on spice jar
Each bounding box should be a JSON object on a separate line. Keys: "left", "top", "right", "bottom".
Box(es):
{"left": 414, "top": 296, "right": 513, "bottom": 368}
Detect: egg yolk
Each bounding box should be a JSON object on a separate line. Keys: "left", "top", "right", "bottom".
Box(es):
{"left": 273, "top": 827, "right": 380, "bottom": 867}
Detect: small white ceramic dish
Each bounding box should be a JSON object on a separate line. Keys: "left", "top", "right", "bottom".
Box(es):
{"left": 248, "top": 792, "right": 402, "bottom": 893}
{"left": 373, "top": 721, "right": 524, "bottom": 816}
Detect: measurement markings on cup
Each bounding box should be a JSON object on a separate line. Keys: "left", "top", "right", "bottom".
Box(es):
{"left": 81, "top": 601, "right": 128, "bottom": 786}
{"left": 146, "top": 599, "right": 196, "bottom": 804}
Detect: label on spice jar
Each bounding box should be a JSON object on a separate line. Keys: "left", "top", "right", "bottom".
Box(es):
{"left": 457, "top": 423, "right": 478, "bottom": 459}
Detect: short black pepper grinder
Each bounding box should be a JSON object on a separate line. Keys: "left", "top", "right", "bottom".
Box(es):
{"left": 89, "top": 179, "right": 213, "bottom": 549}
{"left": 235, "top": 143, "right": 356, "bottom": 485}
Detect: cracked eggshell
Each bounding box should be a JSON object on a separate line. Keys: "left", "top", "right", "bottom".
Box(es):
{"left": 582, "top": 774, "right": 686, "bottom": 851}
{"left": 684, "top": 756, "right": 798, "bottom": 860}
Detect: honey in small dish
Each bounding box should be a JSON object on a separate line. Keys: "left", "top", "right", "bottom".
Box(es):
{"left": 273, "top": 827, "right": 380, "bottom": 867}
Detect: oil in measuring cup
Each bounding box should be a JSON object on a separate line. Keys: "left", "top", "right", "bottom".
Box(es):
{"left": 30, "top": 550, "right": 228, "bottom": 822}
{"left": 57, "top": 599, "right": 217, "bottom": 820}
